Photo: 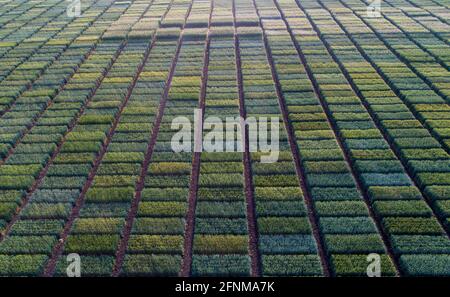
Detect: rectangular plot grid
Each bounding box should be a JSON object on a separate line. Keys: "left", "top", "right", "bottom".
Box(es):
{"left": 0, "top": 0, "right": 448, "bottom": 277}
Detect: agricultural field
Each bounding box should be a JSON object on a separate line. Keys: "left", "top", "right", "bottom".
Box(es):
{"left": 0, "top": 0, "right": 449, "bottom": 277}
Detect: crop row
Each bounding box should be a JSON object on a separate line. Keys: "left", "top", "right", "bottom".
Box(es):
{"left": 389, "top": 0, "right": 450, "bottom": 36}
{"left": 366, "top": 0, "right": 449, "bottom": 67}
{"left": 352, "top": 0, "right": 450, "bottom": 102}
{"left": 119, "top": 0, "right": 204, "bottom": 276}
{"left": 0, "top": 0, "right": 123, "bottom": 165}
{"left": 0, "top": 40, "right": 123, "bottom": 276}
{"left": 0, "top": 0, "right": 64, "bottom": 47}
{"left": 238, "top": 0, "right": 325, "bottom": 276}
{"left": 0, "top": 0, "right": 32, "bottom": 28}
{"left": 0, "top": 0, "right": 176, "bottom": 276}
{"left": 282, "top": 0, "right": 450, "bottom": 276}
{"left": 191, "top": 5, "right": 252, "bottom": 274}
{"left": 322, "top": 0, "right": 450, "bottom": 153}
{"left": 55, "top": 1, "right": 186, "bottom": 277}
{"left": 0, "top": 0, "right": 71, "bottom": 95}
{"left": 0, "top": 1, "right": 133, "bottom": 239}
{"left": 256, "top": 0, "right": 397, "bottom": 276}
